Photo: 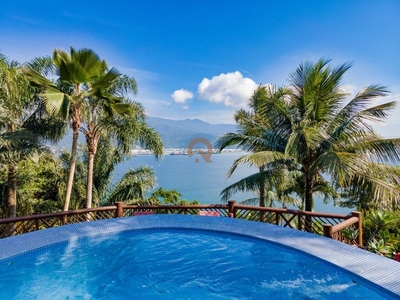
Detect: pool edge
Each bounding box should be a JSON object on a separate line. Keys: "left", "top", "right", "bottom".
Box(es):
{"left": 0, "top": 215, "right": 399, "bottom": 298}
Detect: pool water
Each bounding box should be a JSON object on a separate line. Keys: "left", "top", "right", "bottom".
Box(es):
{"left": 0, "top": 229, "right": 393, "bottom": 299}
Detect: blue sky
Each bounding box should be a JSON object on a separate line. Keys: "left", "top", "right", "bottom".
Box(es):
{"left": 1, "top": 0, "right": 399, "bottom": 136}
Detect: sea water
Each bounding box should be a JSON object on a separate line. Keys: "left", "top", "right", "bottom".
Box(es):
{"left": 114, "top": 153, "right": 351, "bottom": 214}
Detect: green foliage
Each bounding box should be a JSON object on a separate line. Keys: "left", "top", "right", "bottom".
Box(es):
{"left": 0, "top": 152, "right": 66, "bottom": 217}
{"left": 147, "top": 188, "right": 199, "bottom": 205}
{"left": 368, "top": 238, "right": 394, "bottom": 256}
{"left": 363, "top": 210, "right": 400, "bottom": 259}
{"left": 338, "top": 164, "right": 400, "bottom": 211}
{"left": 24, "top": 47, "right": 163, "bottom": 211}
{"left": 341, "top": 227, "right": 359, "bottom": 245}
{"left": 217, "top": 85, "right": 302, "bottom": 207}
{"left": 0, "top": 53, "right": 54, "bottom": 217}
{"left": 90, "top": 137, "right": 124, "bottom": 205}
{"left": 218, "top": 59, "right": 400, "bottom": 212}
{"left": 58, "top": 149, "right": 87, "bottom": 210}
{"left": 105, "top": 166, "right": 157, "bottom": 205}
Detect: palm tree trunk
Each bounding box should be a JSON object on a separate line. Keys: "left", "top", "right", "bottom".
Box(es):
{"left": 63, "top": 87, "right": 81, "bottom": 212}
{"left": 259, "top": 165, "right": 266, "bottom": 207}
{"left": 305, "top": 175, "right": 313, "bottom": 211}
{"left": 7, "top": 164, "right": 17, "bottom": 236}
{"left": 305, "top": 174, "right": 313, "bottom": 232}
{"left": 259, "top": 165, "right": 266, "bottom": 222}
{"left": 7, "top": 164, "right": 17, "bottom": 218}
{"left": 63, "top": 128, "right": 79, "bottom": 211}
{"left": 85, "top": 125, "right": 98, "bottom": 209}
{"left": 86, "top": 152, "right": 95, "bottom": 209}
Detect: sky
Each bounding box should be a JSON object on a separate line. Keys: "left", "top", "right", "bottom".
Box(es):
{"left": 1, "top": 0, "right": 400, "bottom": 136}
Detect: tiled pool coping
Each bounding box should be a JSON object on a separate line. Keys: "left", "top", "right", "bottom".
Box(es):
{"left": 0, "top": 215, "right": 399, "bottom": 298}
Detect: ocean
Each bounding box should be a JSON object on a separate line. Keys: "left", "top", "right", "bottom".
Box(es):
{"left": 114, "top": 152, "right": 352, "bottom": 214}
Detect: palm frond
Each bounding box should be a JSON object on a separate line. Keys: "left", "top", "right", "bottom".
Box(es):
{"left": 220, "top": 171, "right": 266, "bottom": 202}
{"left": 26, "top": 56, "right": 55, "bottom": 77}
{"left": 106, "top": 166, "right": 157, "bottom": 204}
{"left": 226, "top": 151, "right": 286, "bottom": 177}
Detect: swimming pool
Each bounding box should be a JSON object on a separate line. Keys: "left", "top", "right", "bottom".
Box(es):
{"left": 0, "top": 215, "right": 399, "bottom": 299}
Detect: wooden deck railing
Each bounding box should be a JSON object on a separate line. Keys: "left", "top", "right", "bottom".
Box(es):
{"left": 323, "top": 212, "right": 363, "bottom": 246}
{"left": 0, "top": 200, "right": 362, "bottom": 246}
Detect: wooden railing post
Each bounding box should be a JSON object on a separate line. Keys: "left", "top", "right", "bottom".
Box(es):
{"left": 323, "top": 224, "right": 333, "bottom": 238}
{"left": 297, "top": 213, "right": 302, "bottom": 230}
{"left": 7, "top": 223, "right": 16, "bottom": 236}
{"left": 352, "top": 211, "right": 363, "bottom": 247}
{"left": 228, "top": 200, "right": 236, "bottom": 218}
{"left": 305, "top": 215, "right": 312, "bottom": 232}
{"left": 115, "top": 202, "right": 124, "bottom": 218}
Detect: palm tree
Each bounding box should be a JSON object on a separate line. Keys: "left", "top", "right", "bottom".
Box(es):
{"left": 90, "top": 138, "right": 124, "bottom": 207}
{"left": 338, "top": 164, "right": 400, "bottom": 211}
{"left": 57, "top": 148, "right": 87, "bottom": 210}
{"left": 24, "top": 47, "right": 123, "bottom": 211}
{"left": 220, "top": 59, "right": 400, "bottom": 213}
{"left": 78, "top": 70, "right": 163, "bottom": 209}
{"left": 105, "top": 166, "right": 158, "bottom": 205}
{"left": 80, "top": 77, "right": 134, "bottom": 209}
{"left": 0, "top": 131, "right": 41, "bottom": 218}
{"left": 217, "top": 85, "right": 295, "bottom": 207}
{"left": 81, "top": 96, "right": 163, "bottom": 209}
{"left": 0, "top": 55, "right": 43, "bottom": 218}
{"left": 284, "top": 59, "right": 400, "bottom": 211}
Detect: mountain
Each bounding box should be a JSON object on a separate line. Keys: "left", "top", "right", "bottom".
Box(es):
{"left": 146, "top": 117, "right": 237, "bottom": 148}
{"left": 51, "top": 117, "right": 238, "bottom": 150}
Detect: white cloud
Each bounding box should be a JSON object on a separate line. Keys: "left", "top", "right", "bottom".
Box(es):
{"left": 118, "top": 67, "right": 159, "bottom": 82}
{"left": 171, "top": 89, "right": 194, "bottom": 103}
{"left": 197, "top": 71, "right": 257, "bottom": 107}
{"left": 339, "top": 84, "right": 357, "bottom": 96}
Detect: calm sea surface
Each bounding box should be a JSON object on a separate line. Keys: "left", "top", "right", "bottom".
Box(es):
{"left": 114, "top": 152, "right": 352, "bottom": 214}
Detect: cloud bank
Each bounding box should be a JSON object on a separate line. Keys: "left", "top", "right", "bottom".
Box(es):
{"left": 171, "top": 89, "right": 194, "bottom": 103}
{"left": 197, "top": 71, "right": 257, "bottom": 107}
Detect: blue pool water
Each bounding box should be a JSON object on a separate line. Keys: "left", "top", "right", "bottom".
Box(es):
{"left": 0, "top": 228, "right": 395, "bottom": 299}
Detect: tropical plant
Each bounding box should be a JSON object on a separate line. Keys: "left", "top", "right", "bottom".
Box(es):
{"left": 81, "top": 88, "right": 163, "bottom": 209}
{"left": 90, "top": 137, "right": 125, "bottom": 206}
{"left": 23, "top": 47, "right": 125, "bottom": 211}
{"left": 338, "top": 164, "right": 400, "bottom": 211}
{"left": 0, "top": 54, "right": 45, "bottom": 218}
{"left": 341, "top": 227, "right": 360, "bottom": 246}
{"left": 363, "top": 210, "right": 399, "bottom": 243}
{"left": 217, "top": 85, "right": 294, "bottom": 207}
{"left": 0, "top": 152, "right": 65, "bottom": 216}
{"left": 105, "top": 166, "right": 158, "bottom": 205}
{"left": 147, "top": 188, "right": 199, "bottom": 205}
{"left": 57, "top": 148, "right": 87, "bottom": 210}
{"left": 368, "top": 238, "right": 394, "bottom": 256}
{"left": 219, "top": 59, "right": 400, "bottom": 212}
{"left": 218, "top": 84, "right": 339, "bottom": 208}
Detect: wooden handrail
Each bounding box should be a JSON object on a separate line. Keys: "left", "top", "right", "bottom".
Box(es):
{"left": 0, "top": 201, "right": 362, "bottom": 247}
{"left": 123, "top": 204, "right": 228, "bottom": 209}
{"left": 322, "top": 211, "right": 362, "bottom": 246}
{"left": 233, "top": 203, "right": 349, "bottom": 219}
{"left": 331, "top": 216, "right": 359, "bottom": 232}
{"left": 0, "top": 206, "right": 116, "bottom": 224}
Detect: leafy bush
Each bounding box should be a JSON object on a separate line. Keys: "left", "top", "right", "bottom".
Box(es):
{"left": 363, "top": 210, "right": 400, "bottom": 259}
